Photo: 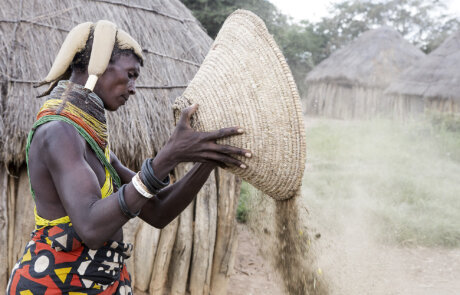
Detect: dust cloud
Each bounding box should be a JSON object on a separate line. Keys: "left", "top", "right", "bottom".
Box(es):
{"left": 245, "top": 117, "right": 460, "bottom": 295}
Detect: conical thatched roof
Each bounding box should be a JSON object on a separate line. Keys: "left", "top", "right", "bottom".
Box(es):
{"left": 0, "top": 0, "right": 212, "bottom": 168}
{"left": 306, "top": 26, "right": 425, "bottom": 88}
{"left": 385, "top": 30, "right": 460, "bottom": 102}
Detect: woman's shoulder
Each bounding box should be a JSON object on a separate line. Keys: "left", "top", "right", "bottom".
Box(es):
{"left": 30, "top": 120, "right": 86, "bottom": 161}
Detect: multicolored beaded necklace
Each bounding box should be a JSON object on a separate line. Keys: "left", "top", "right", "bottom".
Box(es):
{"left": 37, "top": 80, "right": 108, "bottom": 149}
{"left": 26, "top": 80, "right": 121, "bottom": 200}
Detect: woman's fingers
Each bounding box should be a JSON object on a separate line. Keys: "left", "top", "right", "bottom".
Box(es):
{"left": 178, "top": 103, "right": 199, "bottom": 127}
{"left": 208, "top": 143, "right": 252, "bottom": 158}
{"left": 203, "top": 152, "right": 247, "bottom": 169}
{"left": 203, "top": 127, "right": 244, "bottom": 141}
{"left": 200, "top": 128, "right": 251, "bottom": 161}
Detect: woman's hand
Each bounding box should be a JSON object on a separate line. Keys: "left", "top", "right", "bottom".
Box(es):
{"left": 151, "top": 104, "right": 251, "bottom": 179}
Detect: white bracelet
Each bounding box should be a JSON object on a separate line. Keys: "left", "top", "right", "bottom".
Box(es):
{"left": 132, "top": 172, "right": 155, "bottom": 199}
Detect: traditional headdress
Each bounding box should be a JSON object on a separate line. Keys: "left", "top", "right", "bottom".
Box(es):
{"left": 36, "top": 20, "right": 143, "bottom": 97}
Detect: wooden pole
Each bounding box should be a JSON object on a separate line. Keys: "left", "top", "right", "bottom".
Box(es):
{"left": 9, "top": 168, "right": 35, "bottom": 272}
{"left": 189, "top": 173, "right": 217, "bottom": 295}
{"left": 210, "top": 169, "right": 241, "bottom": 294}
{"left": 168, "top": 163, "right": 195, "bottom": 295}
{"left": 122, "top": 218, "right": 141, "bottom": 286}
{"left": 133, "top": 220, "right": 161, "bottom": 292}
{"left": 167, "top": 201, "right": 194, "bottom": 294}
{"left": 149, "top": 218, "right": 179, "bottom": 294}
{"left": 0, "top": 166, "right": 9, "bottom": 290}
{"left": 7, "top": 170, "right": 16, "bottom": 273}
{"left": 148, "top": 164, "right": 186, "bottom": 294}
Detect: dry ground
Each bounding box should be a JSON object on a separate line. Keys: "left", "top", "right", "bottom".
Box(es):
{"left": 311, "top": 208, "right": 460, "bottom": 295}
{"left": 141, "top": 116, "right": 460, "bottom": 294}
{"left": 228, "top": 224, "right": 284, "bottom": 295}
{"left": 228, "top": 222, "right": 460, "bottom": 295}
{"left": 228, "top": 116, "right": 460, "bottom": 295}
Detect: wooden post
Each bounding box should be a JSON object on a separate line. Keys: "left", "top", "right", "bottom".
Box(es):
{"left": 9, "top": 168, "right": 35, "bottom": 272}
{"left": 133, "top": 220, "right": 161, "bottom": 292}
{"left": 7, "top": 170, "right": 16, "bottom": 273}
{"left": 210, "top": 169, "right": 241, "bottom": 294}
{"left": 168, "top": 163, "right": 194, "bottom": 295}
{"left": 0, "top": 166, "right": 9, "bottom": 290}
{"left": 167, "top": 201, "right": 194, "bottom": 295}
{"left": 189, "top": 173, "right": 217, "bottom": 295}
{"left": 122, "top": 217, "right": 141, "bottom": 286}
{"left": 149, "top": 218, "right": 179, "bottom": 294}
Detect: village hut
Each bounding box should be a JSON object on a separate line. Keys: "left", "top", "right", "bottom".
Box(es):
{"left": 0, "top": 1, "right": 241, "bottom": 294}
{"left": 385, "top": 30, "right": 460, "bottom": 117}
{"left": 304, "top": 26, "right": 425, "bottom": 119}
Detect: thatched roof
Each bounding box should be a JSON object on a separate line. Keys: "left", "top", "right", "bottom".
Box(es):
{"left": 385, "top": 30, "right": 460, "bottom": 102}
{"left": 306, "top": 26, "right": 425, "bottom": 88}
{"left": 0, "top": 0, "right": 212, "bottom": 168}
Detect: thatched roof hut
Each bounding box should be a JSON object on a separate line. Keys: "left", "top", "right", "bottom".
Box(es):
{"left": 304, "top": 26, "right": 425, "bottom": 119}
{"left": 0, "top": 1, "right": 241, "bottom": 294}
{"left": 385, "top": 30, "right": 460, "bottom": 116}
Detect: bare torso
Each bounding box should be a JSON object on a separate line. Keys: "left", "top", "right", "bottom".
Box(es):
{"left": 28, "top": 120, "right": 123, "bottom": 242}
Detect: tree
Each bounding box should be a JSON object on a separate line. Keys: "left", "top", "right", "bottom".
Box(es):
{"left": 181, "top": 0, "right": 459, "bottom": 97}
{"left": 315, "top": 0, "right": 460, "bottom": 56}
{"left": 181, "top": 0, "right": 283, "bottom": 38}
{"left": 180, "top": 0, "right": 325, "bottom": 95}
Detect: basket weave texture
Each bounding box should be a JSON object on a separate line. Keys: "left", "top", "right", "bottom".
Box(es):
{"left": 173, "top": 9, "right": 306, "bottom": 200}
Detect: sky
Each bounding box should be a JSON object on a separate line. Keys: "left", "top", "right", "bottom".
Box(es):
{"left": 268, "top": 0, "right": 460, "bottom": 23}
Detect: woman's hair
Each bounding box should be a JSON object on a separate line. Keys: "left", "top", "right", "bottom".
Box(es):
{"left": 71, "top": 29, "right": 143, "bottom": 73}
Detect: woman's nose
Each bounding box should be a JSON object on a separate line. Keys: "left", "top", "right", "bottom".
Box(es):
{"left": 128, "top": 81, "right": 136, "bottom": 95}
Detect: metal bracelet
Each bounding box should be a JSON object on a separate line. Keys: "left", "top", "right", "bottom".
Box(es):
{"left": 117, "top": 184, "right": 140, "bottom": 219}
{"left": 141, "top": 158, "right": 170, "bottom": 194}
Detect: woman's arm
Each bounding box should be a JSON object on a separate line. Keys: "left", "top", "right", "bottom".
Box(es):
{"left": 45, "top": 103, "right": 249, "bottom": 249}
{"left": 40, "top": 122, "right": 149, "bottom": 250}
{"left": 111, "top": 152, "right": 217, "bottom": 228}
{"left": 111, "top": 104, "right": 250, "bottom": 228}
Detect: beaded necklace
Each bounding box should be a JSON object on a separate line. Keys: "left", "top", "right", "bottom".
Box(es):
{"left": 37, "top": 80, "right": 108, "bottom": 149}
{"left": 26, "top": 80, "right": 121, "bottom": 201}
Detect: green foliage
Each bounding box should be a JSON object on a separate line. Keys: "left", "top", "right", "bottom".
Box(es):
{"left": 236, "top": 181, "right": 252, "bottom": 223}
{"left": 429, "top": 111, "right": 460, "bottom": 133}
{"left": 428, "top": 112, "right": 460, "bottom": 162}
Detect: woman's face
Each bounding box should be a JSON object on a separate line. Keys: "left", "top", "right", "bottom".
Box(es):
{"left": 94, "top": 53, "right": 140, "bottom": 111}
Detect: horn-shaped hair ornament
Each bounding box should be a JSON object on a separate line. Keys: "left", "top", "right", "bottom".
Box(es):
{"left": 116, "top": 29, "right": 143, "bottom": 59}
{"left": 40, "top": 22, "right": 93, "bottom": 86}
{"left": 84, "top": 20, "right": 117, "bottom": 91}
{"left": 37, "top": 20, "right": 143, "bottom": 96}
{"left": 35, "top": 22, "right": 93, "bottom": 96}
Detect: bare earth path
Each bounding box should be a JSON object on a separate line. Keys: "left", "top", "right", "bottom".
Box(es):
{"left": 228, "top": 224, "right": 285, "bottom": 295}
{"left": 227, "top": 212, "right": 460, "bottom": 295}
{"left": 314, "top": 216, "right": 460, "bottom": 295}
{"left": 226, "top": 117, "right": 460, "bottom": 295}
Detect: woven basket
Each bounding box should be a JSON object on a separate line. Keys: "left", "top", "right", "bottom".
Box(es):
{"left": 173, "top": 10, "right": 306, "bottom": 200}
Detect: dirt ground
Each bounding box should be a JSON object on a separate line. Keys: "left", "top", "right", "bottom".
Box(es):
{"left": 315, "top": 219, "right": 460, "bottom": 295}
{"left": 228, "top": 224, "right": 285, "bottom": 295}
{"left": 227, "top": 222, "right": 460, "bottom": 295}
{"left": 226, "top": 117, "right": 460, "bottom": 295}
